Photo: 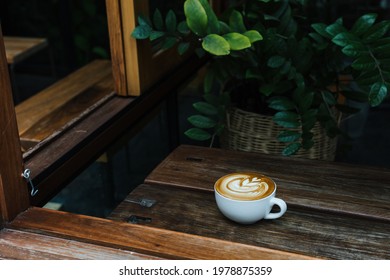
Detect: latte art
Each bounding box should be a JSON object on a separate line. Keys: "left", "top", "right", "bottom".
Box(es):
{"left": 215, "top": 173, "right": 275, "bottom": 201}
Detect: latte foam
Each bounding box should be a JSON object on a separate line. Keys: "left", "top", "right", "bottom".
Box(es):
{"left": 215, "top": 173, "right": 275, "bottom": 201}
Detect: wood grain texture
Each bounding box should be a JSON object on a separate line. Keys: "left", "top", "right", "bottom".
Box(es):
{"left": 109, "top": 184, "right": 390, "bottom": 260}
{"left": 15, "top": 59, "right": 113, "bottom": 139}
{"left": 105, "top": 0, "right": 127, "bottom": 95}
{"left": 18, "top": 69, "right": 114, "bottom": 149}
{"left": 4, "top": 36, "right": 48, "bottom": 64}
{"left": 8, "top": 207, "right": 315, "bottom": 260}
{"left": 0, "top": 228, "right": 161, "bottom": 260}
{"left": 0, "top": 28, "right": 30, "bottom": 224}
{"left": 145, "top": 145, "right": 390, "bottom": 222}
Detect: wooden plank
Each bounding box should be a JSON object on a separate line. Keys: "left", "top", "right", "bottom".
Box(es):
{"left": 145, "top": 145, "right": 390, "bottom": 222}
{"left": 15, "top": 59, "right": 112, "bottom": 136}
{"left": 19, "top": 71, "right": 114, "bottom": 149}
{"left": 109, "top": 184, "right": 390, "bottom": 260}
{"left": 8, "top": 207, "right": 315, "bottom": 260}
{"left": 4, "top": 36, "right": 48, "bottom": 64}
{"left": 0, "top": 228, "right": 161, "bottom": 260}
{"left": 105, "top": 0, "right": 127, "bottom": 95}
{"left": 119, "top": 0, "right": 144, "bottom": 96}
{"left": 0, "top": 27, "right": 30, "bottom": 224}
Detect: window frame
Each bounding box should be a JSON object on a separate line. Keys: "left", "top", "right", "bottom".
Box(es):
{"left": 0, "top": 0, "right": 214, "bottom": 217}
{"left": 107, "top": 0, "right": 221, "bottom": 96}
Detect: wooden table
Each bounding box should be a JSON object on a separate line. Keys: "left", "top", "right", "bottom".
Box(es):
{"left": 109, "top": 145, "right": 390, "bottom": 259}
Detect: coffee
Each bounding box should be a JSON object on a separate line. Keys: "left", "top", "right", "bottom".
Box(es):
{"left": 215, "top": 172, "right": 275, "bottom": 201}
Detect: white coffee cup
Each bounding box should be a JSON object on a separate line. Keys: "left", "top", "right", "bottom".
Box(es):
{"left": 214, "top": 172, "right": 287, "bottom": 224}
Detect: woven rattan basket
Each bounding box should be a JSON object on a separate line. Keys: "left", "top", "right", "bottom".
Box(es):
{"left": 220, "top": 108, "right": 338, "bottom": 161}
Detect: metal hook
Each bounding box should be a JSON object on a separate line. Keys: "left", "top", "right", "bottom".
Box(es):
{"left": 22, "top": 169, "right": 38, "bottom": 196}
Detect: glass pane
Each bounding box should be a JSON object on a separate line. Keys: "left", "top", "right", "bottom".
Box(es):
{"left": 43, "top": 67, "right": 208, "bottom": 218}
{"left": 2, "top": 0, "right": 111, "bottom": 152}
{"left": 45, "top": 102, "right": 171, "bottom": 217}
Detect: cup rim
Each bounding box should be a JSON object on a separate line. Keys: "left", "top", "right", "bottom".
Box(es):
{"left": 214, "top": 172, "right": 276, "bottom": 202}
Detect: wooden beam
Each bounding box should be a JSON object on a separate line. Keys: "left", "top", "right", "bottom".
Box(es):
{"left": 105, "top": 0, "right": 127, "bottom": 95}
{"left": 0, "top": 26, "right": 30, "bottom": 225}
{"left": 9, "top": 207, "right": 316, "bottom": 260}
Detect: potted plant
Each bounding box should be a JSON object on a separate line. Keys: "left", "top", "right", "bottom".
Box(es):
{"left": 132, "top": 0, "right": 389, "bottom": 158}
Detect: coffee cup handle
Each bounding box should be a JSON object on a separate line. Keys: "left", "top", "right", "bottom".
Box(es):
{"left": 264, "top": 197, "right": 287, "bottom": 219}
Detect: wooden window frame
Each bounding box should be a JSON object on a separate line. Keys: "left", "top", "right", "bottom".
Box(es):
{"left": 107, "top": 0, "right": 187, "bottom": 96}
{"left": 0, "top": 1, "right": 214, "bottom": 208}
{"left": 107, "top": 0, "right": 221, "bottom": 96}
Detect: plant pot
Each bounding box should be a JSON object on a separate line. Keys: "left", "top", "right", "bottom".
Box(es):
{"left": 220, "top": 107, "right": 338, "bottom": 161}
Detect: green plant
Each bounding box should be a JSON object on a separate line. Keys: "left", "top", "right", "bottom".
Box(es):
{"left": 132, "top": 0, "right": 389, "bottom": 155}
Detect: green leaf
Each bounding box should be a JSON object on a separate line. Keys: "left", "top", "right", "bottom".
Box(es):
{"left": 131, "top": 25, "right": 152, "bottom": 39}
{"left": 178, "top": 42, "right": 190, "bottom": 55}
{"left": 137, "top": 15, "right": 151, "bottom": 27}
{"left": 223, "top": 32, "right": 251, "bottom": 51}
{"left": 149, "top": 31, "right": 165, "bottom": 41}
{"left": 153, "top": 9, "right": 164, "bottom": 31}
{"left": 278, "top": 131, "right": 301, "bottom": 143}
{"left": 369, "top": 82, "right": 388, "bottom": 106}
{"left": 219, "top": 21, "right": 231, "bottom": 34}
{"left": 203, "top": 70, "right": 215, "bottom": 94}
{"left": 229, "top": 10, "right": 246, "bottom": 33}
{"left": 273, "top": 111, "right": 300, "bottom": 128}
{"left": 267, "top": 55, "right": 286, "bottom": 68}
{"left": 309, "top": 32, "right": 325, "bottom": 44}
{"left": 298, "top": 91, "right": 314, "bottom": 112}
{"left": 165, "top": 10, "right": 177, "bottom": 33}
{"left": 282, "top": 142, "right": 302, "bottom": 156}
{"left": 184, "top": 128, "right": 211, "bottom": 141}
{"left": 280, "top": 60, "right": 292, "bottom": 75}
{"left": 177, "top": 21, "right": 190, "bottom": 35}
{"left": 351, "top": 56, "right": 376, "bottom": 71}
{"left": 184, "top": 0, "right": 208, "bottom": 37}
{"left": 202, "top": 34, "right": 230, "bottom": 55}
{"left": 356, "top": 70, "right": 383, "bottom": 87}
{"left": 268, "top": 97, "right": 296, "bottom": 111}
{"left": 311, "top": 23, "right": 332, "bottom": 39}
{"left": 372, "top": 37, "right": 390, "bottom": 50}
{"left": 188, "top": 115, "right": 217, "bottom": 129}
{"left": 341, "top": 43, "right": 368, "bottom": 57}
{"left": 325, "top": 19, "right": 347, "bottom": 37}
{"left": 332, "top": 32, "right": 359, "bottom": 47}
{"left": 161, "top": 37, "right": 177, "bottom": 50}
{"left": 351, "top": 13, "right": 377, "bottom": 35}
{"left": 243, "top": 30, "right": 263, "bottom": 43}
{"left": 322, "top": 91, "right": 337, "bottom": 105}
{"left": 198, "top": 0, "right": 220, "bottom": 34}
{"left": 302, "top": 109, "right": 317, "bottom": 131}
{"left": 363, "top": 20, "right": 390, "bottom": 42}
{"left": 193, "top": 101, "right": 218, "bottom": 115}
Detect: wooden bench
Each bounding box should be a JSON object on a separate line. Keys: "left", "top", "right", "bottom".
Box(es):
{"left": 15, "top": 59, "right": 114, "bottom": 151}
